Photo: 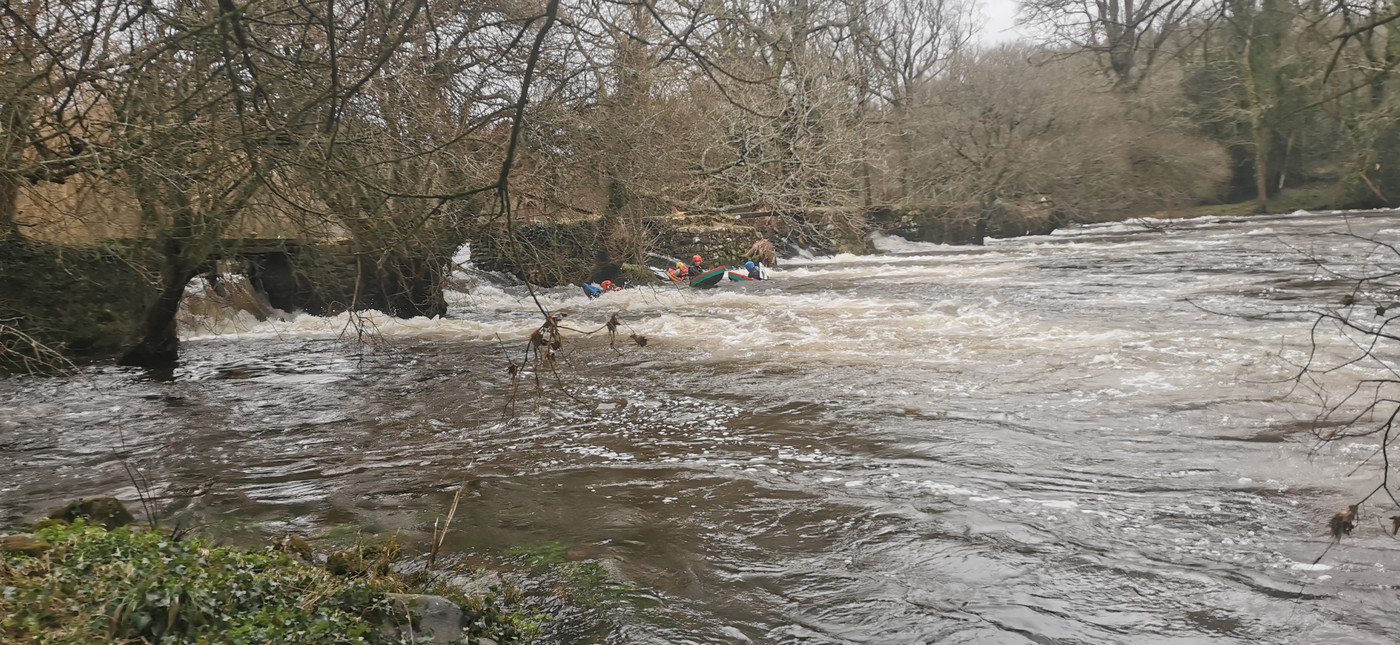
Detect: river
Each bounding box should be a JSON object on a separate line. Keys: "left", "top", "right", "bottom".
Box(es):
{"left": 4, "top": 211, "right": 1400, "bottom": 643}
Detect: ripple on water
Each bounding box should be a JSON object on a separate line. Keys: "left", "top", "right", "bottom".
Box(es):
{"left": 6, "top": 213, "right": 1400, "bottom": 643}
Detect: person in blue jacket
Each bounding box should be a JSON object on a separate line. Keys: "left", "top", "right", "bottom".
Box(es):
{"left": 745, "top": 261, "right": 763, "bottom": 279}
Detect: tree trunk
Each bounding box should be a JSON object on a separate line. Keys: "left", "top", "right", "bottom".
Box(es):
{"left": 1250, "top": 115, "right": 1269, "bottom": 212}
{"left": 974, "top": 203, "right": 992, "bottom": 246}
{"left": 388, "top": 258, "right": 447, "bottom": 318}
{"left": 356, "top": 254, "right": 447, "bottom": 318}
{"left": 1241, "top": 24, "right": 1270, "bottom": 213}
{"left": 973, "top": 192, "right": 1000, "bottom": 245}
{"left": 119, "top": 248, "right": 195, "bottom": 367}
{"left": 0, "top": 171, "right": 18, "bottom": 234}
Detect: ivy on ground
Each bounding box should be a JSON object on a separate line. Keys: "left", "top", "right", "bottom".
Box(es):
{"left": 0, "top": 520, "right": 532, "bottom": 644}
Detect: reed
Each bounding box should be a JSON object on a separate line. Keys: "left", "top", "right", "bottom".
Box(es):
{"left": 428, "top": 479, "right": 467, "bottom": 570}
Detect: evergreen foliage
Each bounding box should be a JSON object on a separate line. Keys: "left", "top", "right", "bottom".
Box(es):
{"left": 0, "top": 521, "right": 536, "bottom": 644}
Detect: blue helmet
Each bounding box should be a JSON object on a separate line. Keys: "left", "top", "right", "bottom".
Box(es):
{"left": 745, "top": 261, "right": 755, "bottom": 269}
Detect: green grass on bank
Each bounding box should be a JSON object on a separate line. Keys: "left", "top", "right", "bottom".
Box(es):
{"left": 0, "top": 521, "right": 535, "bottom": 644}
{"left": 1178, "top": 184, "right": 1357, "bottom": 218}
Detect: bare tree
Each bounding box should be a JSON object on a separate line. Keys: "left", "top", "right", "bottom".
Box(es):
{"left": 102, "top": 0, "right": 450, "bottom": 365}
{"left": 0, "top": 0, "right": 128, "bottom": 233}
{"left": 912, "top": 45, "right": 1227, "bottom": 239}
{"left": 849, "top": 0, "right": 973, "bottom": 202}
{"left": 1265, "top": 223, "right": 1400, "bottom": 549}
{"left": 1022, "top": 0, "right": 1210, "bottom": 91}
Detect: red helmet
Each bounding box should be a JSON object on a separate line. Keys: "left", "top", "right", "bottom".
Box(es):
{"left": 601, "top": 280, "right": 612, "bottom": 288}
{"left": 692, "top": 255, "right": 702, "bottom": 263}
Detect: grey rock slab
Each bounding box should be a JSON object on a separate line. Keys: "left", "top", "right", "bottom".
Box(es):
{"left": 383, "top": 593, "right": 466, "bottom": 644}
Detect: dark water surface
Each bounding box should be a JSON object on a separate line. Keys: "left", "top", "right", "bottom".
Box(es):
{"left": 5, "top": 211, "right": 1400, "bottom": 643}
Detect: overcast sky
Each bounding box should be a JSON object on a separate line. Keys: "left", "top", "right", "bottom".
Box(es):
{"left": 979, "top": 0, "right": 1028, "bottom": 44}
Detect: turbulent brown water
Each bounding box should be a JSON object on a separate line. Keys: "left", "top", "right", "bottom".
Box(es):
{"left": 5, "top": 211, "right": 1400, "bottom": 643}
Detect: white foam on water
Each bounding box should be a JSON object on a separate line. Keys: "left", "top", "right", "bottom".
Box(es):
{"left": 182, "top": 307, "right": 529, "bottom": 342}
{"left": 1287, "top": 561, "right": 1333, "bottom": 571}
{"left": 778, "top": 259, "right": 1024, "bottom": 283}
{"left": 169, "top": 211, "right": 1390, "bottom": 412}
{"left": 869, "top": 232, "right": 963, "bottom": 254}
{"left": 178, "top": 255, "right": 1259, "bottom": 393}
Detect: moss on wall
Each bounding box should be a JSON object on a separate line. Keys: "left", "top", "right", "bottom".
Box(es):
{"left": 469, "top": 220, "right": 604, "bottom": 287}
{"left": 0, "top": 233, "right": 154, "bottom": 368}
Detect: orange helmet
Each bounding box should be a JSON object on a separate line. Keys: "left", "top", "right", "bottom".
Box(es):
{"left": 692, "top": 255, "right": 702, "bottom": 263}
{"left": 601, "top": 280, "right": 612, "bottom": 289}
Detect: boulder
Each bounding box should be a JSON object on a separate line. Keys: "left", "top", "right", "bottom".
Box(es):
{"left": 279, "top": 535, "right": 314, "bottom": 562}
{"left": 325, "top": 549, "right": 367, "bottom": 576}
{"left": 47, "top": 497, "right": 135, "bottom": 529}
{"left": 617, "top": 263, "right": 659, "bottom": 286}
{"left": 0, "top": 533, "right": 51, "bottom": 556}
{"left": 383, "top": 593, "right": 467, "bottom": 644}
{"left": 326, "top": 542, "right": 396, "bottom": 577}
{"left": 30, "top": 518, "right": 68, "bottom": 532}
{"left": 450, "top": 570, "right": 504, "bottom": 597}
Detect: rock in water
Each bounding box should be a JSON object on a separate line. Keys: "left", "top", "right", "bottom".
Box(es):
{"left": 382, "top": 594, "right": 466, "bottom": 644}
{"left": 47, "top": 497, "right": 136, "bottom": 529}
{"left": 1328, "top": 504, "right": 1358, "bottom": 542}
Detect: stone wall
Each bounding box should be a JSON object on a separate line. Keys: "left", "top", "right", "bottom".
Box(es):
{"left": 469, "top": 215, "right": 778, "bottom": 287}
{"left": 872, "top": 201, "right": 1060, "bottom": 245}
{"left": 463, "top": 201, "right": 1066, "bottom": 289}
{"left": 0, "top": 233, "right": 153, "bottom": 367}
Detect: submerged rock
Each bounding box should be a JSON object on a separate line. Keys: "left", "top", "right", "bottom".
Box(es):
{"left": 47, "top": 497, "right": 135, "bottom": 529}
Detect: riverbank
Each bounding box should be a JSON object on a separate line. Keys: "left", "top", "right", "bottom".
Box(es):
{"left": 0, "top": 498, "right": 644, "bottom": 644}
{"left": 1169, "top": 183, "right": 1362, "bottom": 218}
{"left": 1, "top": 521, "right": 528, "bottom": 643}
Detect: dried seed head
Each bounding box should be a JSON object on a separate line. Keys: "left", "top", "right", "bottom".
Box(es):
{"left": 1329, "top": 504, "right": 1359, "bottom": 542}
